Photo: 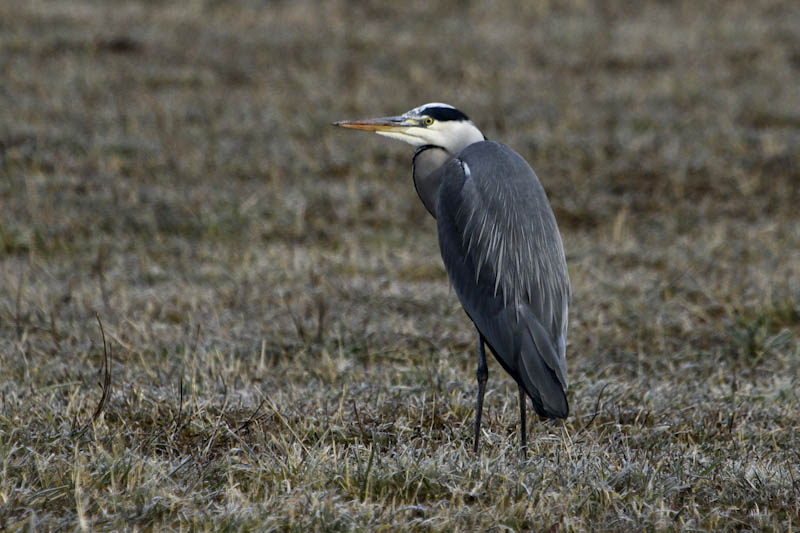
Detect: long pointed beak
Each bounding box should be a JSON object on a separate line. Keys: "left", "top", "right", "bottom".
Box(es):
{"left": 333, "top": 115, "right": 415, "bottom": 132}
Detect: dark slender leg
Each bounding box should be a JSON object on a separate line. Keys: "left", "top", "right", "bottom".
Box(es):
{"left": 473, "top": 331, "right": 488, "bottom": 453}
{"left": 518, "top": 383, "right": 527, "bottom": 455}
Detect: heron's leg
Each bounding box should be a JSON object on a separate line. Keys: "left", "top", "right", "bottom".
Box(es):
{"left": 473, "top": 331, "right": 488, "bottom": 453}
{"left": 518, "top": 383, "right": 527, "bottom": 455}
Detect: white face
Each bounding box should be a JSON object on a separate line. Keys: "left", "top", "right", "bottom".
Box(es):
{"left": 375, "top": 103, "right": 485, "bottom": 154}
{"left": 335, "top": 103, "right": 485, "bottom": 154}
{"left": 376, "top": 118, "right": 484, "bottom": 154}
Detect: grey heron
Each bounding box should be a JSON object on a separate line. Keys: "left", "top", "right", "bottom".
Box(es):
{"left": 334, "top": 103, "right": 570, "bottom": 453}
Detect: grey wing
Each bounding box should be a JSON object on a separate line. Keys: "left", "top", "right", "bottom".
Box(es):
{"left": 435, "top": 142, "right": 570, "bottom": 418}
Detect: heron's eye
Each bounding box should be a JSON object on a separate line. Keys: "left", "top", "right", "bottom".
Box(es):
{"left": 424, "top": 117, "right": 434, "bottom": 126}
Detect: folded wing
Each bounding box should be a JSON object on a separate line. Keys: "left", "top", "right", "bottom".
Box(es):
{"left": 434, "top": 141, "right": 570, "bottom": 418}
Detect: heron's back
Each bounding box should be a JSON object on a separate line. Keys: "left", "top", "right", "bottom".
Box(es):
{"left": 435, "top": 141, "right": 570, "bottom": 417}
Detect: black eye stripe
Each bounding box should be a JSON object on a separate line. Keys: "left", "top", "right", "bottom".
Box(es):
{"left": 422, "top": 106, "right": 470, "bottom": 122}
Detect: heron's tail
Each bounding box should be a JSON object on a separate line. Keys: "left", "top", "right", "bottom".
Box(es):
{"left": 517, "top": 319, "right": 569, "bottom": 419}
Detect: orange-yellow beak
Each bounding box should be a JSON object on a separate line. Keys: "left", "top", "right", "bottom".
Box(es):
{"left": 333, "top": 115, "right": 417, "bottom": 132}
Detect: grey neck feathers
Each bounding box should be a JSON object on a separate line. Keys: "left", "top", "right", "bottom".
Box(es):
{"left": 412, "top": 146, "right": 451, "bottom": 218}
{"left": 411, "top": 122, "right": 485, "bottom": 219}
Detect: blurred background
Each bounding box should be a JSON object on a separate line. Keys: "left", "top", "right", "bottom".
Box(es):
{"left": 3, "top": 0, "right": 798, "bottom": 373}
{"left": 1, "top": 0, "right": 799, "bottom": 529}
{"left": 2, "top": 0, "right": 797, "bottom": 350}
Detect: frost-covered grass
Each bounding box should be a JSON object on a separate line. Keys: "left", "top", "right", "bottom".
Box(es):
{"left": 1, "top": 0, "right": 799, "bottom": 530}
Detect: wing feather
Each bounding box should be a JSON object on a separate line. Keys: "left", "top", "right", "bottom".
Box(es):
{"left": 434, "top": 141, "right": 570, "bottom": 417}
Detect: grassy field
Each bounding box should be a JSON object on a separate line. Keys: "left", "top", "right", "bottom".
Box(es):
{"left": 1, "top": 0, "right": 799, "bottom": 530}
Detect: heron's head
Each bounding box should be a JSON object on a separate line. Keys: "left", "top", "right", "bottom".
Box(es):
{"left": 334, "top": 103, "right": 485, "bottom": 154}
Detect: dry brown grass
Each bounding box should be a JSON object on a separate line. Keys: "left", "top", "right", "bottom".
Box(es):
{"left": 1, "top": 0, "right": 799, "bottom": 530}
